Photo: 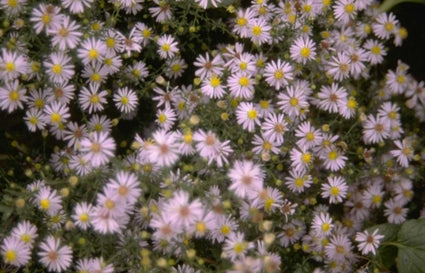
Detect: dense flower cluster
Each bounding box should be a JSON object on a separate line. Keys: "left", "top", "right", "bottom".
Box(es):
{"left": 0, "top": 0, "right": 424, "bottom": 272}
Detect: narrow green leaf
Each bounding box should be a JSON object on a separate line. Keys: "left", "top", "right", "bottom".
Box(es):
{"left": 379, "top": 0, "right": 425, "bottom": 12}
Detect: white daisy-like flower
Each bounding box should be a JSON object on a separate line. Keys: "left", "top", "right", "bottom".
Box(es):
{"left": 44, "top": 51, "right": 75, "bottom": 84}
{"left": 228, "top": 160, "right": 264, "bottom": 199}
{"left": 163, "top": 190, "right": 203, "bottom": 230}
{"left": 326, "top": 52, "right": 351, "bottom": 81}
{"left": 223, "top": 232, "right": 253, "bottom": 262}
{"left": 29, "top": 3, "right": 61, "bottom": 34}
{"left": 263, "top": 59, "right": 294, "bottom": 90}
{"left": 355, "top": 229, "right": 384, "bottom": 255}
{"left": 372, "top": 12, "right": 398, "bottom": 40}
{"left": 48, "top": 15, "right": 82, "bottom": 51}
{"left": 363, "top": 39, "right": 386, "bottom": 65}
{"left": 235, "top": 102, "right": 261, "bottom": 132}
{"left": 77, "top": 37, "right": 107, "bottom": 65}
{"left": 390, "top": 138, "right": 414, "bottom": 168}
{"left": 321, "top": 176, "right": 348, "bottom": 204}
{"left": 317, "top": 83, "right": 348, "bottom": 113}
{"left": 113, "top": 87, "right": 138, "bottom": 114}
{"left": 106, "top": 171, "right": 141, "bottom": 206}
{"left": 285, "top": 168, "right": 312, "bottom": 193}
{"left": 333, "top": 0, "right": 357, "bottom": 24}
{"left": 227, "top": 72, "right": 255, "bottom": 100}
{"left": 1, "top": 236, "right": 31, "bottom": 267}
{"left": 0, "top": 79, "right": 27, "bottom": 113}
{"left": 146, "top": 129, "right": 180, "bottom": 167}
{"left": 35, "top": 186, "right": 63, "bottom": 215}
{"left": 0, "top": 49, "right": 29, "bottom": 81}
{"left": 72, "top": 202, "right": 94, "bottom": 230}
{"left": 78, "top": 83, "right": 108, "bottom": 114}
{"left": 80, "top": 132, "right": 116, "bottom": 168}
{"left": 38, "top": 236, "right": 72, "bottom": 272}
{"left": 277, "top": 85, "right": 309, "bottom": 118}
{"left": 261, "top": 112, "right": 287, "bottom": 145}
{"left": 362, "top": 114, "right": 390, "bottom": 144}
{"left": 311, "top": 212, "right": 334, "bottom": 236}
{"left": 11, "top": 220, "right": 38, "bottom": 246}
{"left": 248, "top": 17, "right": 272, "bottom": 45}
{"left": 157, "top": 34, "right": 179, "bottom": 59}
{"left": 194, "top": 52, "right": 224, "bottom": 80}
{"left": 290, "top": 36, "right": 317, "bottom": 64}
{"left": 62, "top": 0, "right": 94, "bottom": 13}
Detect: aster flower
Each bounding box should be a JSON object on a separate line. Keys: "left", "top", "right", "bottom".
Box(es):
{"left": 228, "top": 160, "right": 264, "bottom": 199}
{"left": 0, "top": 80, "right": 27, "bottom": 113}
{"left": 355, "top": 229, "right": 384, "bottom": 255}
{"left": 1, "top": 236, "right": 31, "bottom": 267}
{"left": 113, "top": 87, "right": 138, "bottom": 114}
{"left": 321, "top": 176, "right": 348, "bottom": 204}
{"left": 80, "top": 132, "right": 116, "bottom": 168}
{"left": 38, "top": 236, "right": 72, "bottom": 272}
{"left": 263, "top": 59, "right": 294, "bottom": 90}
{"left": 290, "top": 36, "right": 317, "bottom": 64}
{"left": 146, "top": 129, "right": 180, "bottom": 167}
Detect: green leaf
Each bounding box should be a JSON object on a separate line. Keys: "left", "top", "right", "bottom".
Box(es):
{"left": 379, "top": 0, "right": 425, "bottom": 12}
{"left": 397, "top": 219, "right": 425, "bottom": 273}
{"left": 368, "top": 223, "right": 401, "bottom": 270}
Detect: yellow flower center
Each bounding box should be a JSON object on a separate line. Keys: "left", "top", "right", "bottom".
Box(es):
{"left": 21, "top": 233, "right": 31, "bottom": 243}
{"left": 172, "top": 64, "right": 181, "bottom": 72}
{"left": 5, "top": 250, "right": 17, "bottom": 262}
{"left": 121, "top": 96, "right": 129, "bottom": 105}
{"left": 252, "top": 26, "right": 261, "bottom": 36}
{"left": 328, "top": 150, "right": 338, "bottom": 160}
{"left": 105, "top": 199, "right": 115, "bottom": 210}
{"left": 396, "top": 75, "right": 405, "bottom": 84}
{"left": 29, "top": 116, "right": 38, "bottom": 125}
{"left": 88, "top": 49, "right": 99, "bottom": 60}
{"left": 305, "top": 132, "right": 315, "bottom": 142}
{"left": 161, "top": 44, "right": 170, "bottom": 52}
{"left": 104, "top": 58, "right": 112, "bottom": 66}
{"left": 247, "top": 109, "right": 257, "bottom": 120}
{"left": 93, "top": 124, "right": 103, "bottom": 132}
{"left": 142, "top": 29, "right": 151, "bottom": 38}
{"left": 5, "top": 62, "right": 15, "bottom": 72}
{"left": 8, "top": 0, "right": 17, "bottom": 8}
{"left": 236, "top": 17, "right": 247, "bottom": 26}
{"left": 330, "top": 186, "right": 340, "bottom": 196}
{"left": 274, "top": 69, "right": 284, "bottom": 80}
{"left": 347, "top": 97, "right": 357, "bottom": 109}
{"left": 50, "top": 113, "right": 61, "bottom": 123}
{"left": 303, "top": 4, "right": 312, "bottom": 12}
{"left": 196, "top": 222, "right": 206, "bottom": 233}
{"left": 210, "top": 76, "right": 221, "bottom": 87}
{"left": 264, "top": 198, "right": 274, "bottom": 211}
{"left": 322, "top": 223, "right": 330, "bottom": 232}
{"left": 385, "top": 22, "right": 394, "bottom": 31}
{"left": 300, "top": 47, "right": 310, "bottom": 58}
{"left": 239, "top": 76, "right": 249, "bottom": 87}
{"left": 239, "top": 62, "right": 247, "bottom": 70}
{"left": 91, "top": 73, "right": 101, "bottom": 82}
{"left": 90, "top": 94, "right": 99, "bottom": 104}
{"left": 183, "top": 133, "right": 192, "bottom": 144}
{"left": 40, "top": 198, "right": 50, "bottom": 210}
{"left": 234, "top": 242, "right": 245, "bottom": 254}
{"left": 289, "top": 97, "right": 299, "bottom": 106}
{"left": 79, "top": 213, "right": 89, "bottom": 222}
{"left": 9, "top": 90, "right": 19, "bottom": 101}
{"left": 301, "top": 152, "right": 312, "bottom": 163}
{"left": 52, "top": 64, "right": 62, "bottom": 75}
{"left": 295, "top": 178, "right": 304, "bottom": 187}
{"left": 371, "top": 45, "right": 381, "bottom": 55}
{"left": 345, "top": 3, "right": 355, "bottom": 14}
{"left": 91, "top": 142, "right": 101, "bottom": 153}
{"left": 42, "top": 14, "right": 51, "bottom": 24}
{"left": 220, "top": 225, "right": 230, "bottom": 235}
{"left": 372, "top": 195, "right": 381, "bottom": 204}
{"left": 158, "top": 113, "right": 167, "bottom": 123}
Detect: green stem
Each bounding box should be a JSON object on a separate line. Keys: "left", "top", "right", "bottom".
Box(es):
{"left": 379, "top": 0, "right": 425, "bottom": 12}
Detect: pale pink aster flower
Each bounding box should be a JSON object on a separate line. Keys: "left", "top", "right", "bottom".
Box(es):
{"left": 38, "top": 236, "right": 72, "bottom": 272}
{"left": 355, "top": 229, "right": 384, "bottom": 255}
{"left": 146, "top": 129, "right": 180, "bottom": 167}
{"left": 80, "top": 132, "right": 116, "bottom": 168}
{"left": 228, "top": 160, "right": 264, "bottom": 199}
{"left": 1, "top": 236, "right": 31, "bottom": 267}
